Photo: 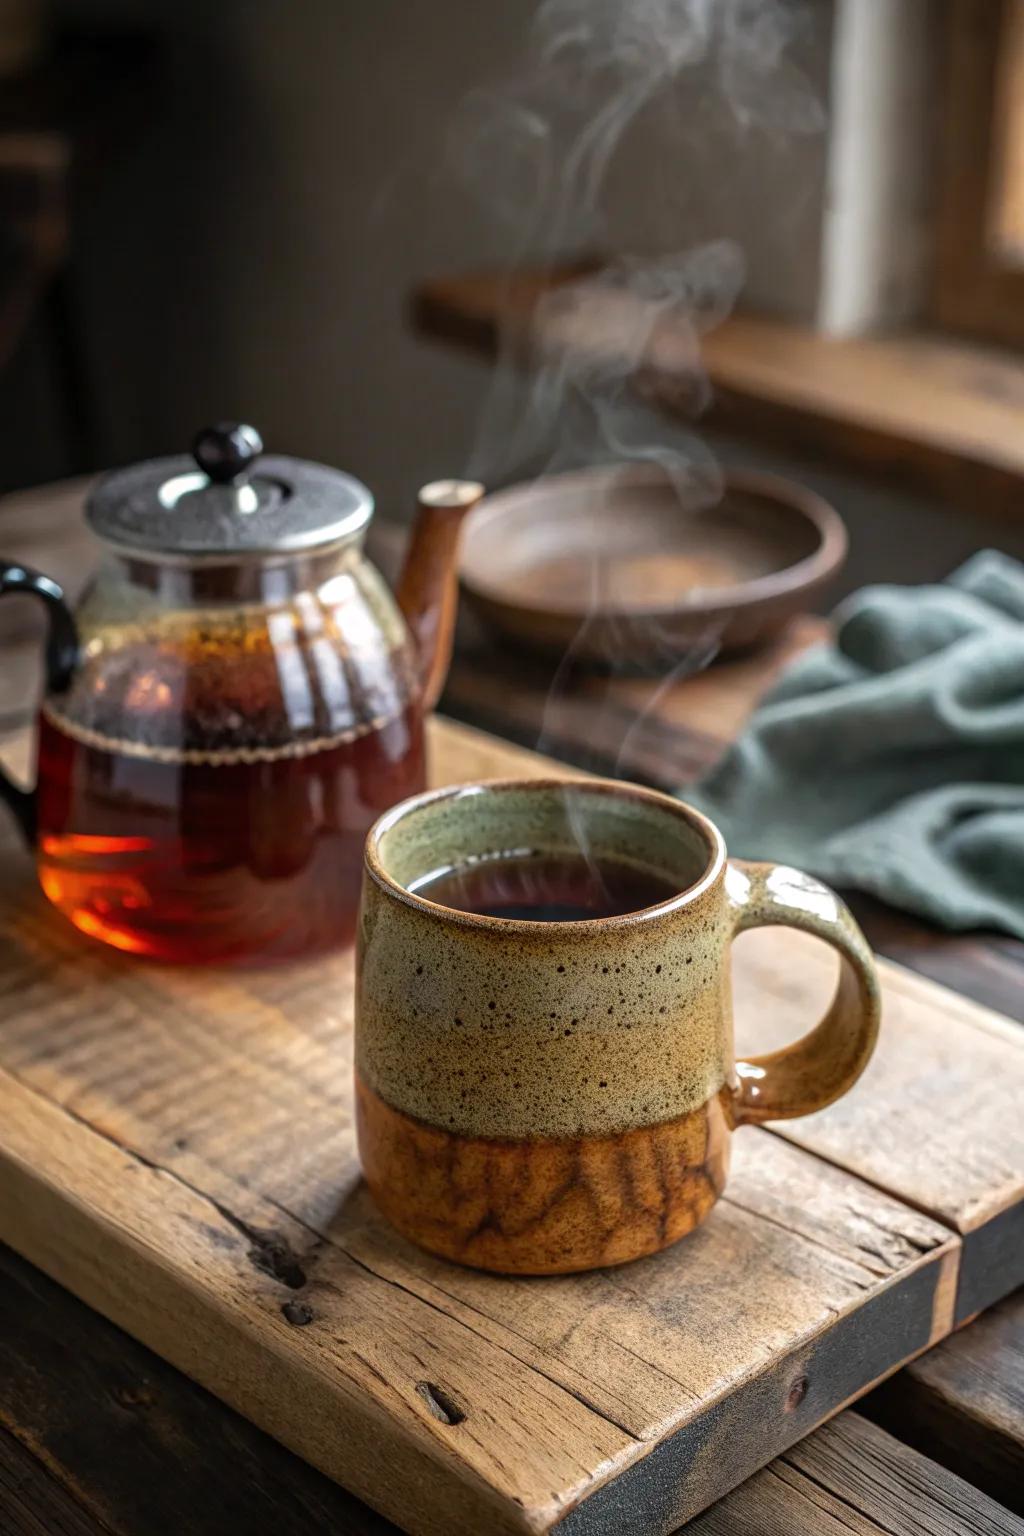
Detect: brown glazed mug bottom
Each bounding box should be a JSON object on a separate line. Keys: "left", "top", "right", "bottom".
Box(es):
{"left": 355, "top": 778, "right": 881, "bottom": 1275}
{"left": 356, "top": 1076, "right": 731, "bottom": 1274}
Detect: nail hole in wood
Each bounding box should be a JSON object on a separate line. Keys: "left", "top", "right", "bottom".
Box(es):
{"left": 785, "top": 1374, "right": 809, "bottom": 1411}
{"left": 416, "top": 1381, "right": 466, "bottom": 1425}
{"left": 246, "top": 1230, "right": 307, "bottom": 1289}
{"left": 282, "top": 1299, "right": 314, "bottom": 1326}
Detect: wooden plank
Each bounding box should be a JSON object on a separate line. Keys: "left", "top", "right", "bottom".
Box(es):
{"left": 414, "top": 266, "right": 1024, "bottom": 518}
{"left": 0, "top": 1241, "right": 398, "bottom": 1536}
{"left": 0, "top": 1425, "right": 111, "bottom": 1536}
{"left": 704, "top": 319, "right": 1024, "bottom": 486}
{"left": 0, "top": 1021, "right": 958, "bottom": 1536}
{"left": 844, "top": 895, "right": 1024, "bottom": 1029}
{"left": 865, "top": 1289, "right": 1024, "bottom": 1516}
{"left": 728, "top": 924, "right": 1024, "bottom": 1319}
{"left": 0, "top": 715, "right": 1021, "bottom": 1534}
{"left": 0, "top": 1065, "right": 621, "bottom": 1536}
{"left": 689, "top": 1411, "right": 1024, "bottom": 1536}
{"left": 4, "top": 1236, "right": 1017, "bottom": 1536}
{"left": 441, "top": 652, "right": 726, "bottom": 789}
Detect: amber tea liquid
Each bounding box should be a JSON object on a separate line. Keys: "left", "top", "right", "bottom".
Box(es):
{"left": 36, "top": 705, "right": 424, "bottom": 963}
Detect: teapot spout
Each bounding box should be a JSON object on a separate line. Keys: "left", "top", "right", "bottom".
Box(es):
{"left": 396, "top": 480, "right": 484, "bottom": 714}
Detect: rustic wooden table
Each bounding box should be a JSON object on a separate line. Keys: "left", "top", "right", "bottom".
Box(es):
{"left": 0, "top": 498, "right": 1022, "bottom": 1534}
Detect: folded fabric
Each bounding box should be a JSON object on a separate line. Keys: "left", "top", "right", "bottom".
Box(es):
{"left": 687, "top": 550, "right": 1024, "bottom": 938}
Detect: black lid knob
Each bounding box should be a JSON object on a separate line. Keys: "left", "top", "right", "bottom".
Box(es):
{"left": 192, "top": 422, "right": 263, "bottom": 485}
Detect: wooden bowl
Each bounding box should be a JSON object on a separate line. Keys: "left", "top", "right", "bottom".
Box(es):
{"left": 459, "top": 464, "right": 847, "bottom": 668}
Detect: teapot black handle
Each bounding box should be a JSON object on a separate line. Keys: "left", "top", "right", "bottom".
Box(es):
{"left": 0, "top": 561, "right": 78, "bottom": 844}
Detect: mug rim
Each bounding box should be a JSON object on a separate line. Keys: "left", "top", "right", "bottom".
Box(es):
{"left": 364, "top": 775, "right": 726, "bottom": 933}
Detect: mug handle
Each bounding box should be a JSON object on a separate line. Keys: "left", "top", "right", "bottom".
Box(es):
{"left": 0, "top": 561, "right": 78, "bottom": 845}
{"left": 725, "top": 859, "right": 881, "bottom": 1126}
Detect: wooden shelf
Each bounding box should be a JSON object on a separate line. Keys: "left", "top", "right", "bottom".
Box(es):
{"left": 414, "top": 267, "right": 1024, "bottom": 518}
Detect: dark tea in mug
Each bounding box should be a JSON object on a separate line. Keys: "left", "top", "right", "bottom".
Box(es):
{"left": 411, "top": 852, "right": 680, "bottom": 921}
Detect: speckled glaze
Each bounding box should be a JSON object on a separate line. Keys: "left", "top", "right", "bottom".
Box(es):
{"left": 356, "top": 778, "right": 881, "bottom": 1274}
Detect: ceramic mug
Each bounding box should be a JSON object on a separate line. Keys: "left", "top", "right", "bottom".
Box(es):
{"left": 355, "top": 777, "right": 881, "bottom": 1275}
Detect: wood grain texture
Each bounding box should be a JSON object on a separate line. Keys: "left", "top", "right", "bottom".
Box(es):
{"left": 729, "top": 925, "right": 1024, "bottom": 1317}
{"left": 689, "top": 1411, "right": 1024, "bottom": 1536}
{"left": 865, "top": 1289, "right": 1024, "bottom": 1515}
{"left": 0, "top": 1425, "right": 112, "bottom": 1536}
{"left": 0, "top": 1065, "right": 605, "bottom": 1536}
{"left": 0, "top": 1242, "right": 399, "bottom": 1536}
{"left": 844, "top": 894, "right": 1024, "bottom": 1029}
{"left": 2, "top": 1235, "right": 1014, "bottom": 1536}
{"left": 0, "top": 716, "right": 1020, "bottom": 1534}
{"left": 0, "top": 1045, "right": 957, "bottom": 1536}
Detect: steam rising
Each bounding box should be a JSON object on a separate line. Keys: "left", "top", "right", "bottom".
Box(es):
{"left": 447, "top": 0, "right": 824, "bottom": 780}
{"left": 455, "top": 0, "right": 822, "bottom": 242}
{"left": 451, "top": 0, "right": 822, "bottom": 497}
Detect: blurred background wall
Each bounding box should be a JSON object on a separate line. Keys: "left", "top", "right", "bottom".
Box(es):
{"left": 1, "top": 0, "right": 1022, "bottom": 590}
{"left": 2, "top": 0, "right": 835, "bottom": 508}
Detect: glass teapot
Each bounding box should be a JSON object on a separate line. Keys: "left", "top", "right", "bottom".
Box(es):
{"left": 0, "top": 424, "right": 482, "bottom": 963}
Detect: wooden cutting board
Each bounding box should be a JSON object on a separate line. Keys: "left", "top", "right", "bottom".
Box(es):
{"left": 1, "top": 716, "right": 1021, "bottom": 1536}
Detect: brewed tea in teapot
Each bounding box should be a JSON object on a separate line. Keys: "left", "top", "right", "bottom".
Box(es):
{"left": 0, "top": 423, "right": 481, "bottom": 962}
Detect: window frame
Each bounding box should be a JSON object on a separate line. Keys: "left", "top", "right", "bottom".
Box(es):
{"left": 931, "top": 0, "right": 1024, "bottom": 349}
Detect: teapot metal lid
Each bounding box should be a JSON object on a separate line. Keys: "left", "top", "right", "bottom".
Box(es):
{"left": 86, "top": 422, "right": 373, "bottom": 561}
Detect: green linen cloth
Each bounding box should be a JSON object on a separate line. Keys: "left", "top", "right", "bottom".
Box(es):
{"left": 687, "top": 551, "right": 1024, "bottom": 938}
